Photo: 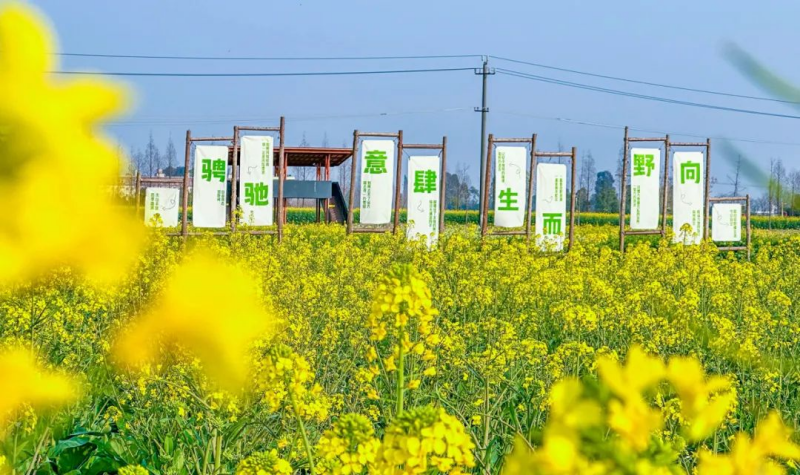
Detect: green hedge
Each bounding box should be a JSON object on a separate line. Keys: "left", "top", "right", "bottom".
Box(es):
{"left": 148, "top": 207, "right": 800, "bottom": 230}
{"left": 285, "top": 209, "right": 800, "bottom": 230}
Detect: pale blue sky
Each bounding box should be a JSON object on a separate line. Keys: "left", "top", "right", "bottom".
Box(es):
{"left": 32, "top": 0, "right": 800, "bottom": 194}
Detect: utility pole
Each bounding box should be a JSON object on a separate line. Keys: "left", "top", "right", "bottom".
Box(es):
{"left": 475, "top": 57, "right": 494, "bottom": 225}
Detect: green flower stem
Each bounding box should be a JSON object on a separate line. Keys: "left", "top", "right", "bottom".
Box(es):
{"left": 397, "top": 331, "right": 405, "bottom": 416}
{"left": 291, "top": 392, "right": 316, "bottom": 475}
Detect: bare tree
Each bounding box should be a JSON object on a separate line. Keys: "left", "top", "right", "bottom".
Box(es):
{"left": 615, "top": 146, "right": 625, "bottom": 199}
{"left": 294, "top": 132, "right": 312, "bottom": 206}
{"left": 754, "top": 194, "right": 769, "bottom": 214}
{"left": 144, "top": 132, "right": 161, "bottom": 176}
{"left": 727, "top": 154, "right": 746, "bottom": 197}
{"left": 119, "top": 144, "right": 134, "bottom": 175}
{"left": 774, "top": 159, "right": 786, "bottom": 215}
{"left": 130, "top": 145, "right": 144, "bottom": 176}
{"left": 578, "top": 150, "right": 596, "bottom": 212}
{"left": 768, "top": 158, "right": 776, "bottom": 226}
{"left": 790, "top": 170, "right": 800, "bottom": 216}
{"left": 339, "top": 140, "right": 354, "bottom": 206}
{"left": 165, "top": 135, "right": 177, "bottom": 175}
{"left": 456, "top": 163, "right": 472, "bottom": 220}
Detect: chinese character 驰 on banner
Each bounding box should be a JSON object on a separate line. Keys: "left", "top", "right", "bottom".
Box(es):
{"left": 240, "top": 136, "right": 274, "bottom": 226}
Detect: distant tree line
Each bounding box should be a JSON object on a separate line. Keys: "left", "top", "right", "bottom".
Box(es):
{"left": 128, "top": 133, "right": 800, "bottom": 217}
{"left": 128, "top": 132, "right": 180, "bottom": 178}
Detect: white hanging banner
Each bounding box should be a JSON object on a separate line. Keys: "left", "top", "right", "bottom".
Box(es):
{"left": 672, "top": 151, "right": 705, "bottom": 244}
{"left": 193, "top": 145, "right": 228, "bottom": 228}
{"left": 712, "top": 203, "right": 742, "bottom": 242}
{"left": 407, "top": 155, "right": 441, "bottom": 245}
{"left": 630, "top": 148, "right": 661, "bottom": 230}
{"left": 239, "top": 136, "right": 274, "bottom": 226}
{"left": 359, "top": 140, "right": 396, "bottom": 225}
{"left": 493, "top": 146, "right": 527, "bottom": 228}
{"left": 535, "top": 163, "right": 567, "bottom": 251}
{"left": 144, "top": 187, "right": 180, "bottom": 227}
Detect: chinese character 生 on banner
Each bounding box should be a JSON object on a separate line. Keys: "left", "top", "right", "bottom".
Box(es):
{"left": 493, "top": 146, "right": 527, "bottom": 228}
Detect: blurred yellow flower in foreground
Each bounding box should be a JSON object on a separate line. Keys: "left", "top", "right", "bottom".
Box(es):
{"left": 698, "top": 411, "right": 800, "bottom": 475}
{"left": 113, "top": 250, "right": 275, "bottom": 391}
{"left": 0, "top": 347, "right": 78, "bottom": 429}
{"left": 666, "top": 356, "right": 736, "bottom": 441}
{"left": 0, "top": 3, "right": 142, "bottom": 284}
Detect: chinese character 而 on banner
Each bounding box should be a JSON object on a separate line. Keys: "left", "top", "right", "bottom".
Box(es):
{"left": 535, "top": 163, "right": 567, "bottom": 251}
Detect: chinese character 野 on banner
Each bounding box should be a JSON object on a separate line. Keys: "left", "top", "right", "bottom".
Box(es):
{"left": 535, "top": 163, "right": 567, "bottom": 251}
{"left": 359, "top": 140, "right": 395, "bottom": 225}
{"left": 144, "top": 187, "right": 179, "bottom": 227}
{"left": 493, "top": 146, "right": 527, "bottom": 228}
{"left": 672, "top": 151, "right": 705, "bottom": 244}
{"left": 193, "top": 145, "right": 228, "bottom": 228}
{"left": 240, "top": 136, "right": 274, "bottom": 226}
{"left": 630, "top": 148, "right": 661, "bottom": 230}
{"left": 407, "top": 155, "right": 440, "bottom": 246}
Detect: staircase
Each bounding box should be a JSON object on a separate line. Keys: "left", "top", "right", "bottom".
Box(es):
{"left": 327, "top": 182, "right": 348, "bottom": 224}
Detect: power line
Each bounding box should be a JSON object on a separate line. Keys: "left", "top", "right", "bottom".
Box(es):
{"left": 494, "top": 109, "right": 800, "bottom": 147}
{"left": 715, "top": 180, "right": 767, "bottom": 189}
{"left": 52, "top": 66, "right": 475, "bottom": 77}
{"left": 496, "top": 68, "right": 800, "bottom": 120}
{"left": 107, "top": 107, "right": 472, "bottom": 127}
{"left": 59, "top": 50, "right": 797, "bottom": 106}
{"left": 491, "top": 55, "right": 800, "bottom": 105}
{"left": 56, "top": 49, "right": 800, "bottom": 105}
{"left": 57, "top": 52, "right": 482, "bottom": 61}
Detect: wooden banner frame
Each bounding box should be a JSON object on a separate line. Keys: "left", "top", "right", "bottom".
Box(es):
{"left": 230, "top": 119, "right": 286, "bottom": 239}
{"left": 347, "top": 130, "right": 404, "bottom": 235}
{"left": 619, "top": 126, "right": 711, "bottom": 253}
{"left": 133, "top": 174, "right": 183, "bottom": 223}
{"left": 710, "top": 195, "right": 751, "bottom": 259}
{"left": 618, "top": 127, "right": 670, "bottom": 253}
{"left": 402, "top": 136, "right": 448, "bottom": 236}
{"left": 174, "top": 117, "right": 286, "bottom": 241}
{"left": 481, "top": 134, "right": 578, "bottom": 251}
{"left": 480, "top": 134, "right": 536, "bottom": 239}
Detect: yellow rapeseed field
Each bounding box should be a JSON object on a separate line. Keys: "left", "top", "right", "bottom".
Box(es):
{"left": 2, "top": 3, "right": 800, "bottom": 475}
